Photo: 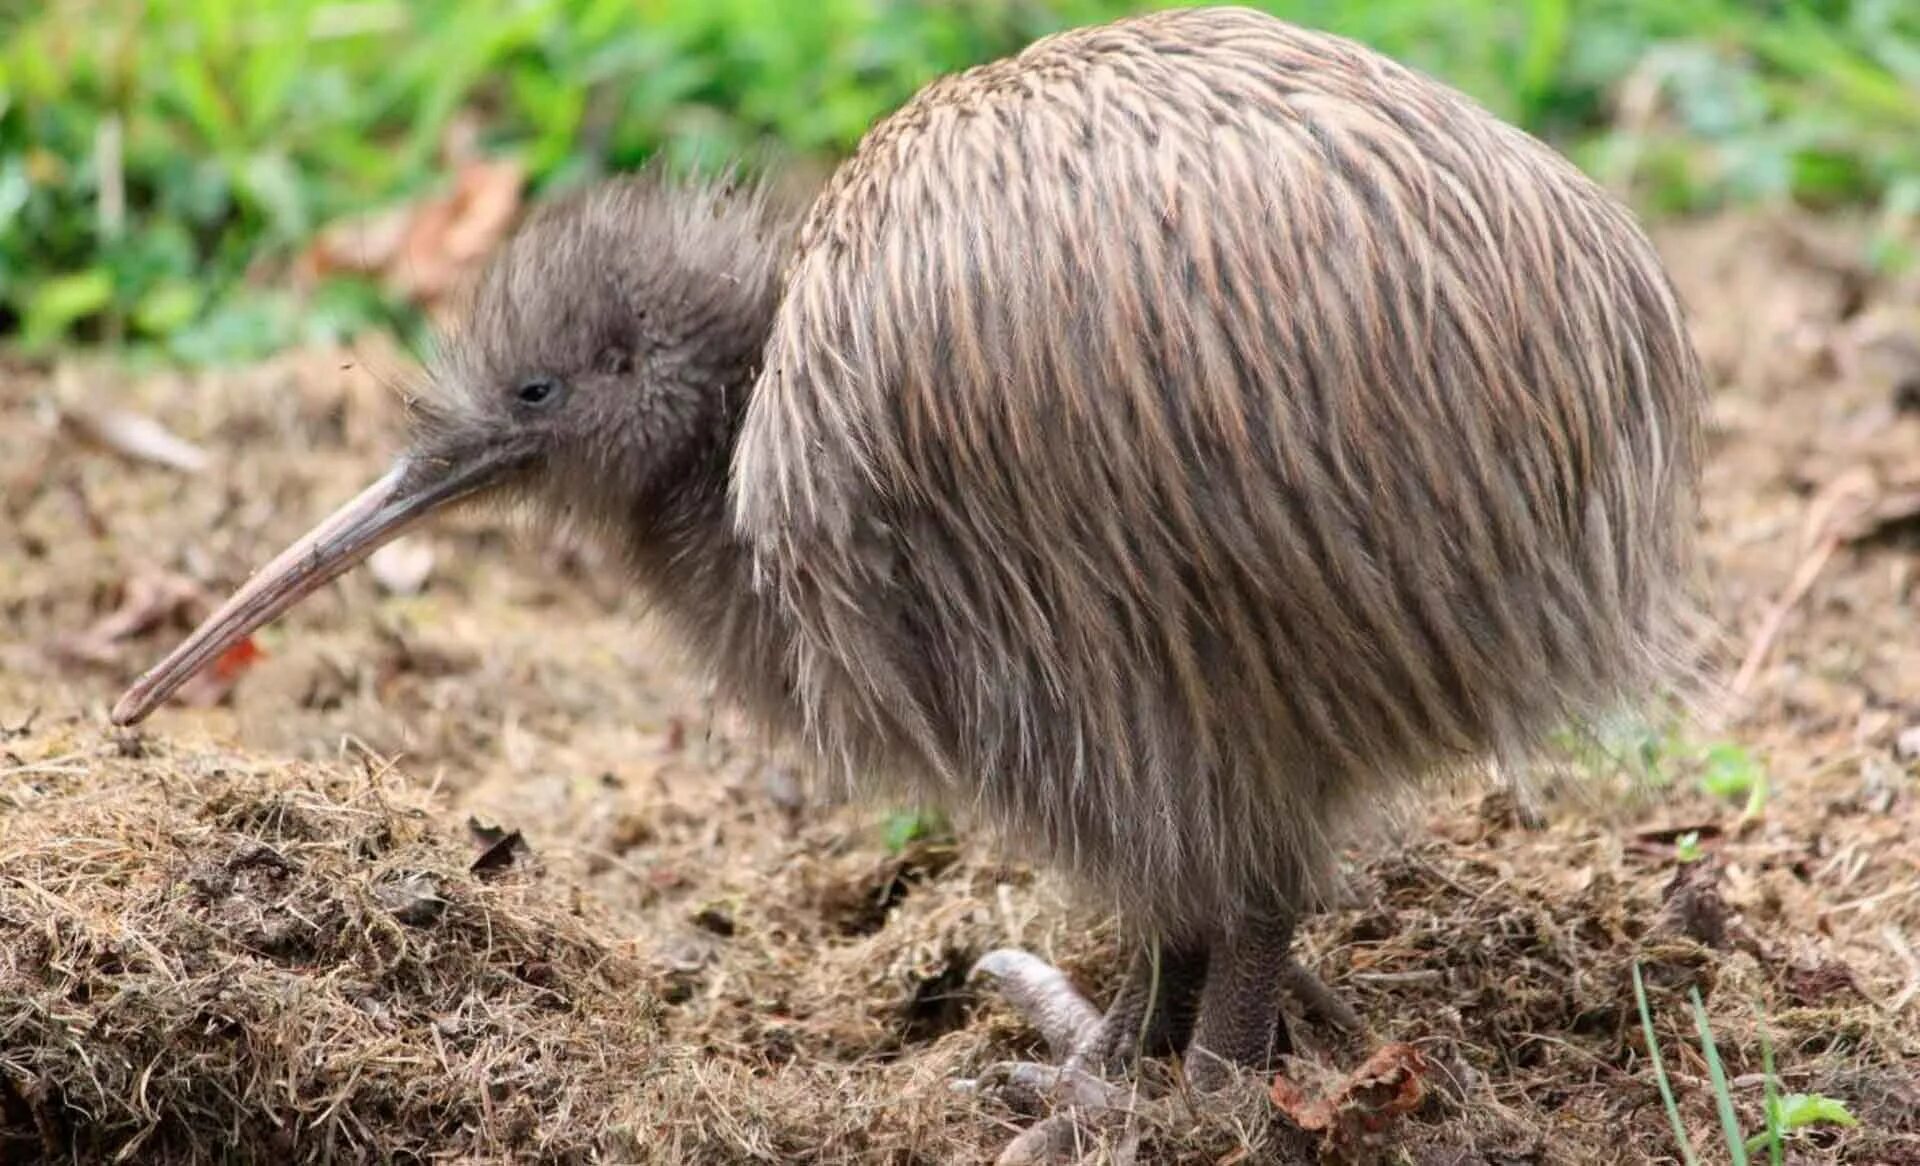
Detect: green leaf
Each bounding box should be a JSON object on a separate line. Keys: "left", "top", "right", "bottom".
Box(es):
{"left": 880, "top": 808, "right": 946, "bottom": 853}
{"left": 132, "top": 279, "right": 203, "bottom": 336}
{"left": 1745, "top": 1093, "right": 1860, "bottom": 1152}
{"left": 1698, "top": 743, "right": 1762, "bottom": 801}
{"left": 1674, "top": 831, "right": 1704, "bottom": 863}
{"left": 22, "top": 268, "right": 113, "bottom": 347}
{"left": 1777, "top": 1093, "right": 1859, "bottom": 1131}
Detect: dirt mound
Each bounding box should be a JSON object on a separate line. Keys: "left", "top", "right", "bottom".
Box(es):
{"left": 0, "top": 732, "right": 654, "bottom": 1163}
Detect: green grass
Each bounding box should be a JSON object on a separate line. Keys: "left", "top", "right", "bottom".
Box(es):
{"left": 5, "top": 0, "right": 1919, "bottom": 362}
{"left": 1632, "top": 962, "right": 1862, "bottom": 1162}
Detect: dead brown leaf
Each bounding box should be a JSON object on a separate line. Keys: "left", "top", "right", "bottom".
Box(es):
{"left": 1270, "top": 1042, "right": 1430, "bottom": 1158}
{"left": 53, "top": 569, "right": 208, "bottom": 666}
{"left": 60, "top": 405, "right": 209, "bottom": 473}
{"left": 300, "top": 157, "right": 525, "bottom": 313}
{"left": 469, "top": 818, "right": 531, "bottom": 877}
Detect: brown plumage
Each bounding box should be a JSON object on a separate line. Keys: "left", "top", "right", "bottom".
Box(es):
{"left": 114, "top": 4, "right": 1706, "bottom": 1100}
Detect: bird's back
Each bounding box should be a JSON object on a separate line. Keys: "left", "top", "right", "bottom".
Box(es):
{"left": 730, "top": 6, "right": 1705, "bottom": 930}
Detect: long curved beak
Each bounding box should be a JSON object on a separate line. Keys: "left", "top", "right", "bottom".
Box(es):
{"left": 111, "top": 449, "right": 521, "bottom": 726}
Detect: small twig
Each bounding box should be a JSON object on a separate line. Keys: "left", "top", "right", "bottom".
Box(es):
{"left": 1731, "top": 535, "right": 1839, "bottom": 697}
{"left": 1348, "top": 969, "right": 1444, "bottom": 987}
{"left": 1883, "top": 926, "right": 1919, "bottom": 1014}
{"left": 0, "top": 750, "right": 97, "bottom": 778}
{"left": 1733, "top": 470, "right": 1878, "bottom": 697}
{"left": 1829, "top": 883, "right": 1920, "bottom": 915}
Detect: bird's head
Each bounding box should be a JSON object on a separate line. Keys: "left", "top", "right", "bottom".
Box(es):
{"left": 111, "top": 171, "right": 791, "bottom": 726}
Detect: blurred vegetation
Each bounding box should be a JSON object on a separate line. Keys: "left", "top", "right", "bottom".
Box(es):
{"left": 4, "top": 0, "right": 1919, "bottom": 363}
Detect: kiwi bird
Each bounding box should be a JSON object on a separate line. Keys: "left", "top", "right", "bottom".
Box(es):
{"left": 114, "top": 2, "right": 1705, "bottom": 1111}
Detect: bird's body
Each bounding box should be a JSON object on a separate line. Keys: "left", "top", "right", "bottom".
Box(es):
{"left": 116, "top": 3, "right": 1706, "bottom": 1112}
{"left": 726, "top": 6, "right": 1703, "bottom": 934}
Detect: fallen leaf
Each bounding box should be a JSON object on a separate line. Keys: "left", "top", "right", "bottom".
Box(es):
{"left": 469, "top": 818, "right": 513, "bottom": 848}
{"left": 300, "top": 156, "right": 524, "bottom": 314}
{"left": 172, "top": 634, "right": 265, "bottom": 708}
{"left": 1271, "top": 1042, "right": 1430, "bottom": 1155}
{"left": 301, "top": 204, "right": 412, "bottom": 280}
{"left": 374, "top": 873, "right": 446, "bottom": 927}
{"left": 468, "top": 817, "right": 531, "bottom": 876}
{"left": 61, "top": 405, "right": 209, "bottom": 473}
{"left": 369, "top": 537, "right": 434, "bottom": 596}
{"left": 392, "top": 157, "right": 524, "bottom": 309}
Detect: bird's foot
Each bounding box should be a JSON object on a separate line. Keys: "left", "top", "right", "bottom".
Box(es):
{"left": 958, "top": 940, "right": 1364, "bottom": 1163}
{"left": 955, "top": 949, "right": 1177, "bottom": 1165}
{"left": 966, "top": 946, "right": 1360, "bottom": 1070}
{"left": 951, "top": 1061, "right": 1139, "bottom": 1165}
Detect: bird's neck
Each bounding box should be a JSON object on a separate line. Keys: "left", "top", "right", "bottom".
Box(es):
{"left": 619, "top": 210, "right": 803, "bottom": 731}
{"left": 626, "top": 411, "right": 800, "bottom": 732}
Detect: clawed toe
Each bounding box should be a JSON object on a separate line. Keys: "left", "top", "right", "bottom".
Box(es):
{"left": 952, "top": 1060, "right": 1130, "bottom": 1113}
{"left": 994, "top": 1110, "right": 1141, "bottom": 1166}
{"left": 970, "top": 949, "right": 1104, "bottom": 1060}
{"left": 955, "top": 1061, "right": 1140, "bottom": 1166}
{"left": 1281, "top": 957, "right": 1363, "bottom": 1034}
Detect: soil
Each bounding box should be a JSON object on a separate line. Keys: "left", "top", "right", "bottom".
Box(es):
{"left": 2, "top": 211, "right": 1918, "bottom": 1164}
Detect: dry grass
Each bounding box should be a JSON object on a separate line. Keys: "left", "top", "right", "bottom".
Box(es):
{"left": 0, "top": 735, "right": 656, "bottom": 1163}
{"left": 3, "top": 210, "right": 1920, "bottom": 1163}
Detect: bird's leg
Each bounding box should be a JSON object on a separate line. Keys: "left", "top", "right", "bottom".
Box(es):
{"left": 1074, "top": 939, "right": 1210, "bottom": 1070}
{"left": 1182, "top": 905, "right": 1301, "bottom": 1091}
{"left": 965, "top": 924, "right": 1360, "bottom": 1164}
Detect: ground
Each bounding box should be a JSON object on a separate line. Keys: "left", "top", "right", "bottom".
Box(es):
{"left": 3, "top": 213, "right": 1918, "bottom": 1164}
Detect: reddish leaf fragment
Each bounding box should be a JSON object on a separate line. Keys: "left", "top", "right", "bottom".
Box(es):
{"left": 212, "top": 635, "right": 263, "bottom": 681}
{"left": 1271, "top": 1042, "right": 1430, "bottom": 1154}
{"left": 173, "top": 634, "right": 264, "bottom": 709}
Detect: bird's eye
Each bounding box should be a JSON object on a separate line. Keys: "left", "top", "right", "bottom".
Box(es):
{"left": 514, "top": 376, "right": 564, "bottom": 409}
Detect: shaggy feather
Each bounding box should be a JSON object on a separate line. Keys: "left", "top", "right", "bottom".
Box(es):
{"left": 413, "top": 6, "right": 1707, "bottom": 949}
{"left": 729, "top": 6, "right": 1707, "bottom": 939}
